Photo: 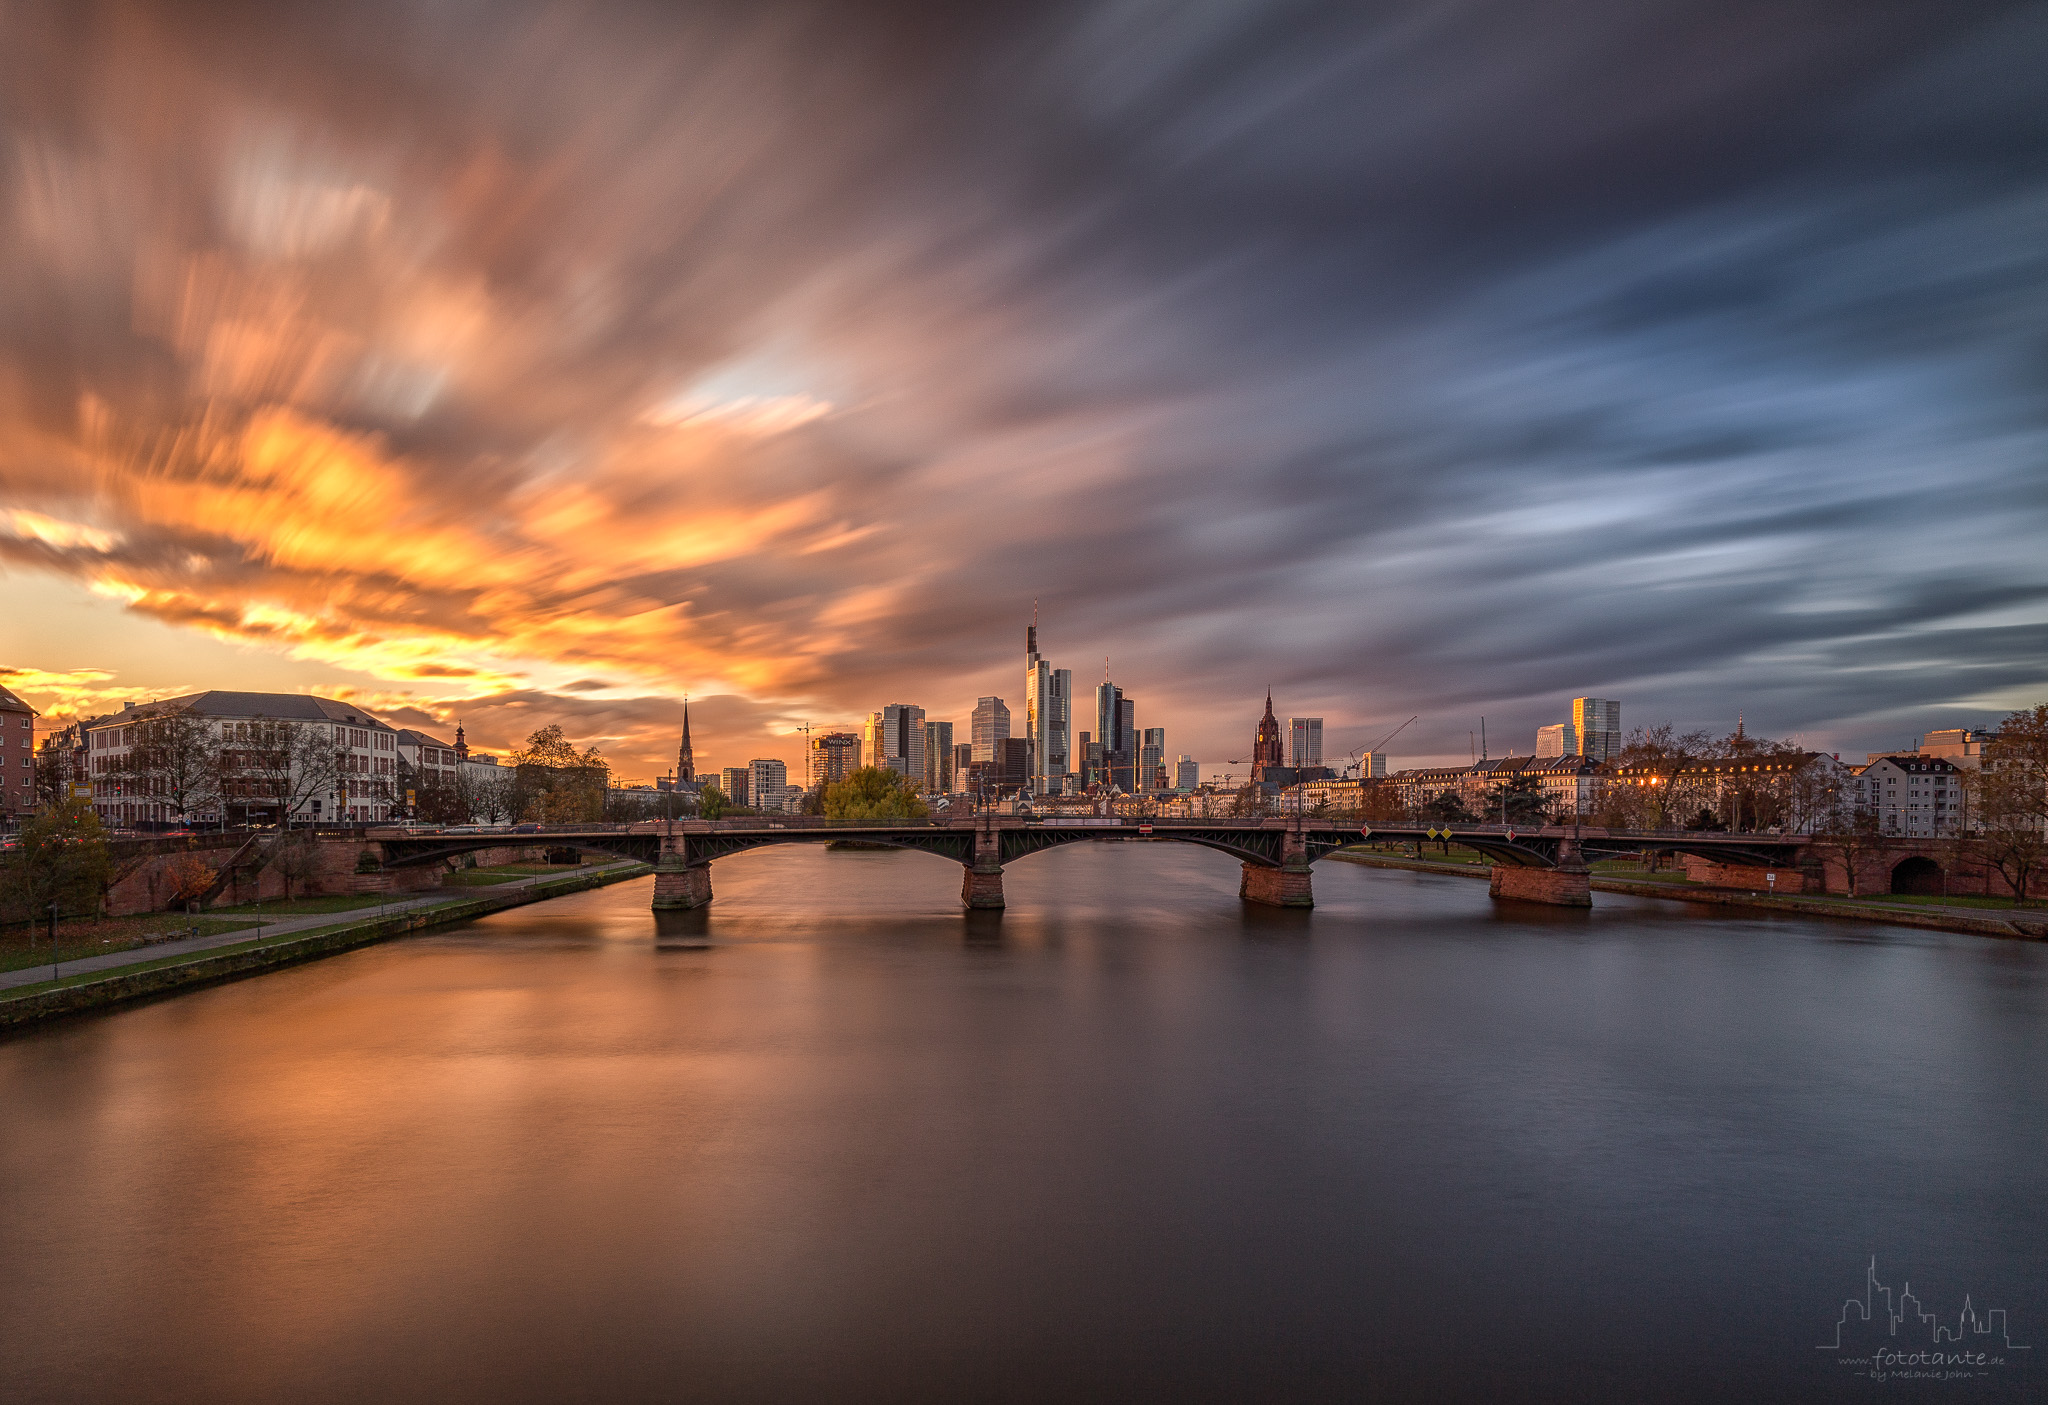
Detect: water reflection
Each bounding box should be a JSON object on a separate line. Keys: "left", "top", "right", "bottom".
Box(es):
{"left": 0, "top": 843, "right": 2042, "bottom": 1403}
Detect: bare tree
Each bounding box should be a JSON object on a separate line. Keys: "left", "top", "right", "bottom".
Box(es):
{"left": 266, "top": 828, "right": 321, "bottom": 902}
{"left": 472, "top": 768, "right": 514, "bottom": 824}
{"left": 120, "top": 706, "right": 221, "bottom": 826}
{"left": 235, "top": 717, "right": 340, "bottom": 826}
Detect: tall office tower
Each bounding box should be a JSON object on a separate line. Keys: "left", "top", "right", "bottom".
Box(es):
{"left": 1175, "top": 755, "right": 1199, "bottom": 791}
{"left": 861, "top": 711, "right": 885, "bottom": 773}
{"left": 995, "top": 737, "right": 1032, "bottom": 792}
{"left": 971, "top": 696, "right": 1010, "bottom": 762}
{"left": 1082, "top": 737, "right": 1104, "bottom": 788}
{"left": 1535, "top": 723, "right": 1576, "bottom": 758}
{"left": 879, "top": 704, "right": 925, "bottom": 783}
{"left": 1049, "top": 668, "right": 1071, "bottom": 788}
{"left": 1356, "top": 752, "right": 1388, "bottom": 778}
{"left": 1024, "top": 613, "right": 1070, "bottom": 795}
{"left": 720, "top": 766, "right": 750, "bottom": 806}
{"left": 1252, "top": 690, "right": 1284, "bottom": 780}
{"left": 1116, "top": 698, "right": 1137, "bottom": 791}
{"left": 747, "top": 758, "right": 788, "bottom": 811}
{"left": 1571, "top": 697, "right": 1622, "bottom": 762}
{"left": 1140, "top": 727, "right": 1166, "bottom": 793}
{"left": 923, "top": 720, "right": 955, "bottom": 794}
{"left": 952, "top": 742, "right": 973, "bottom": 791}
{"left": 1287, "top": 717, "right": 1323, "bottom": 768}
{"left": 1093, "top": 680, "right": 1123, "bottom": 786}
{"left": 812, "top": 732, "right": 861, "bottom": 785}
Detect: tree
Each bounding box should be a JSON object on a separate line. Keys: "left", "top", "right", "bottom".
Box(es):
{"left": 1484, "top": 773, "right": 1546, "bottom": 826}
{"left": 1817, "top": 795, "right": 1884, "bottom": 898}
{"left": 510, "top": 724, "right": 610, "bottom": 822}
{"left": 472, "top": 768, "right": 514, "bottom": 824}
{"left": 120, "top": 706, "right": 220, "bottom": 826}
{"left": 1592, "top": 724, "right": 1712, "bottom": 829}
{"left": 266, "top": 828, "right": 321, "bottom": 902}
{"left": 822, "top": 767, "right": 930, "bottom": 820}
{"left": 1, "top": 797, "right": 112, "bottom": 922}
{"left": 32, "top": 736, "right": 80, "bottom": 810}
{"left": 1970, "top": 704, "right": 2048, "bottom": 906}
{"left": 162, "top": 850, "right": 219, "bottom": 913}
{"left": 1420, "top": 790, "right": 1474, "bottom": 824}
{"left": 230, "top": 717, "right": 340, "bottom": 826}
{"left": 698, "top": 784, "right": 732, "bottom": 820}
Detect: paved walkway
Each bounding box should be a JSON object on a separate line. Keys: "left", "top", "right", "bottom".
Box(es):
{"left": 0, "top": 862, "right": 644, "bottom": 992}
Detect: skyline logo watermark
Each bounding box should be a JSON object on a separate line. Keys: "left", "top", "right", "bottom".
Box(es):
{"left": 1820, "top": 1256, "right": 2030, "bottom": 1383}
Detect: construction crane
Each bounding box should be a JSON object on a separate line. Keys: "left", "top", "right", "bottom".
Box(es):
{"left": 793, "top": 721, "right": 814, "bottom": 791}
{"left": 1343, "top": 715, "right": 1417, "bottom": 779}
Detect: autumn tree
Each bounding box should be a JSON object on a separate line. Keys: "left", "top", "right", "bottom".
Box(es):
{"left": 162, "top": 850, "right": 219, "bottom": 913}
{"left": 1, "top": 797, "right": 112, "bottom": 922}
{"left": 822, "top": 767, "right": 930, "bottom": 820}
{"left": 511, "top": 725, "right": 610, "bottom": 823}
{"left": 1970, "top": 704, "right": 2048, "bottom": 906}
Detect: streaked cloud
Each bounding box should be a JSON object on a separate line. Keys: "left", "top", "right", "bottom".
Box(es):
{"left": 0, "top": 1, "right": 2044, "bottom": 775}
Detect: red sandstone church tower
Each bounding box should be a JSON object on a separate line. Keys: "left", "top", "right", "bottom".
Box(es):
{"left": 1252, "top": 690, "right": 1284, "bottom": 782}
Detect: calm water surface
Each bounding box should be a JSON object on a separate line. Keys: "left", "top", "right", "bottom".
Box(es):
{"left": 2, "top": 845, "right": 2043, "bottom": 1403}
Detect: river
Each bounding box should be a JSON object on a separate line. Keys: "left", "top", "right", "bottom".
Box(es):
{"left": 2, "top": 843, "right": 2042, "bottom": 1402}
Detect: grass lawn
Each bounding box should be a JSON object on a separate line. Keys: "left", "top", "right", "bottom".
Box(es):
{"left": 1850, "top": 893, "right": 2038, "bottom": 911}
{"left": 0, "top": 913, "right": 261, "bottom": 974}
{"left": 208, "top": 894, "right": 400, "bottom": 917}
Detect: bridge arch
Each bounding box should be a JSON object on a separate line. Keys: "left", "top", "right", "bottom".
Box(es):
{"left": 1890, "top": 855, "right": 1944, "bottom": 896}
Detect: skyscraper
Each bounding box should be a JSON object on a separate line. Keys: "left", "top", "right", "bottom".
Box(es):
{"left": 1287, "top": 717, "right": 1322, "bottom": 768}
{"left": 923, "top": 720, "right": 954, "bottom": 794}
{"left": 1023, "top": 611, "right": 1070, "bottom": 794}
{"left": 1571, "top": 697, "right": 1622, "bottom": 762}
{"left": 1174, "top": 755, "right": 1199, "bottom": 790}
{"left": 1095, "top": 676, "right": 1138, "bottom": 791}
{"left": 971, "top": 696, "right": 1010, "bottom": 762}
{"left": 1141, "top": 727, "right": 1165, "bottom": 792}
{"left": 1535, "top": 723, "right": 1576, "bottom": 758}
{"left": 720, "top": 766, "right": 749, "bottom": 806}
{"left": 952, "top": 742, "right": 972, "bottom": 791}
{"left": 811, "top": 732, "right": 861, "bottom": 784}
{"left": 879, "top": 703, "right": 925, "bottom": 783}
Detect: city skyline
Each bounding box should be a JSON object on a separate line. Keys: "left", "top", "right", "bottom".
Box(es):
{"left": 3, "top": 4, "right": 2045, "bottom": 782}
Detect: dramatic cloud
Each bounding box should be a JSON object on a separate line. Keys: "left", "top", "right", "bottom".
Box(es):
{"left": 2, "top": 0, "right": 2044, "bottom": 773}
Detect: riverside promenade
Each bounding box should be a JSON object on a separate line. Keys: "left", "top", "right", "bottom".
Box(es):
{"left": 1332, "top": 850, "right": 2048, "bottom": 940}
{"left": 0, "top": 859, "right": 651, "bottom": 1028}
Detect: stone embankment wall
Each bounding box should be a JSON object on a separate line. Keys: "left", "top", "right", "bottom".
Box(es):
{"left": 104, "top": 837, "right": 547, "bottom": 916}
{"left": 1793, "top": 840, "right": 2045, "bottom": 902}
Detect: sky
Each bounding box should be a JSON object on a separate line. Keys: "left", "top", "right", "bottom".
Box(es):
{"left": 2, "top": 0, "right": 2046, "bottom": 781}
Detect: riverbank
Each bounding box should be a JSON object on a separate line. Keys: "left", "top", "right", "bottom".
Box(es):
{"left": 1330, "top": 850, "right": 2048, "bottom": 940}
{"left": 0, "top": 861, "right": 653, "bottom": 1032}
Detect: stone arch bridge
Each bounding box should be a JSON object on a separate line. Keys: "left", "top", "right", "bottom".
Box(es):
{"left": 367, "top": 818, "right": 1829, "bottom": 911}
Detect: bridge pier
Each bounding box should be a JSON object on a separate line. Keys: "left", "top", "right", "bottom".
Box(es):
{"left": 1240, "top": 862, "right": 1313, "bottom": 907}
{"left": 1241, "top": 821, "right": 1314, "bottom": 908}
{"left": 1489, "top": 838, "right": 1590, "bottom": 906}
{"left": 652, "top": 834, "right": 713, "bottom": 910}
{"left": 962, "top": 822, "right": 1005, "bottom": 910}
{"left": 1488, "top": 866, "right": 1590, "bottom": 905}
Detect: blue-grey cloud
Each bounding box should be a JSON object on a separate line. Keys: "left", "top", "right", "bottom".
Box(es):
{"left": 1, "top": 0, "right": 2044, "bottom": 773}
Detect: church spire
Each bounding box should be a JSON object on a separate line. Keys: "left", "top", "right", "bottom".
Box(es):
{"left": 677, "top": 697, "right": 694, "bottom": 782}
{"left": 454, "top": 719, "right": 467, "bottom": 759}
